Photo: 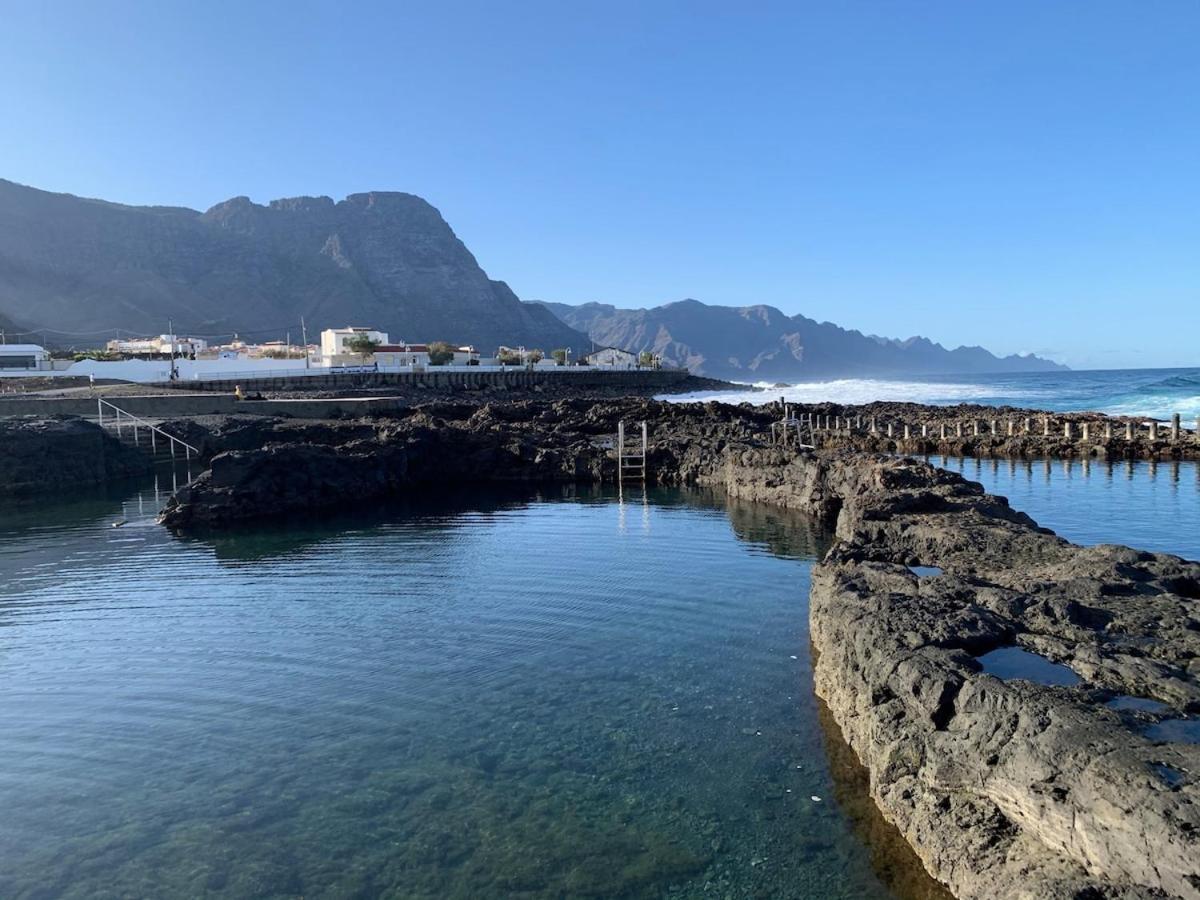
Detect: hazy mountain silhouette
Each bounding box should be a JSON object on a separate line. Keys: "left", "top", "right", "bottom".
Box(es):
{"left": 535, "top": 298, "right": 1065, "bottom": 380}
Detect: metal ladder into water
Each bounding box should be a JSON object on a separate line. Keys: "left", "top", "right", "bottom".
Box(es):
{"left": 617, "top": 420, "right": 648, "bottom": 482}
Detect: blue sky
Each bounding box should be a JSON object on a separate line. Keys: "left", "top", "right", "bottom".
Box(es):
{"left": 1, "top": 1, "right": 1197, "bottom": 369}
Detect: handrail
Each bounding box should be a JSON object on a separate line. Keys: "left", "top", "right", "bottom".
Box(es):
{"left": 97, "top": 398, "right": 200, "bottom": 460}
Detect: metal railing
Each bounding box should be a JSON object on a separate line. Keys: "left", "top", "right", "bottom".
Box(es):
{"left": 97, "top": 398, "right": 199, "bottom": 461}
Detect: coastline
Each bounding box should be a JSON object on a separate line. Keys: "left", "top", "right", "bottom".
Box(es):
{"left": 4, "top": 394, "right": 1199, "bottom": 897}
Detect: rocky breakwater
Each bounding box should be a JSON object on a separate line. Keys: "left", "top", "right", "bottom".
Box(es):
{"left": 0, "top": 416, "right": 152, "bottom": 495}
{"left": 158, "top": 399, "right": 773, "bottom": 528}
{"left": 799, "top": 454, "right": 1200, "bottom": 899}
{"left": 788, "top": 401, "right": 1200, "bottom": 461}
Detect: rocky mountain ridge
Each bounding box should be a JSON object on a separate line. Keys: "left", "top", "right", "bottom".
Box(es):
{"left": 0, "top": 179, "right": 587, "bottom": 354}
{"left": 535, "top": 298, "right": 1066, "bottom": 380}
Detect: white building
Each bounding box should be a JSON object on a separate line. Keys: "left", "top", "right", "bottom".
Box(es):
{"left": 581, "top": 346, "right": 638, "bottom": 368}
{"left": 0, "top": 344, "right": 50, "bottom": 371}
{"left": 106, "top": 335, "right": 208, "bottom": 357}
{"left": 320, "top": 327, "right": 390, "bottom": 364}
{"left": 371, "top": 343, "right": 481, "bottom": 367}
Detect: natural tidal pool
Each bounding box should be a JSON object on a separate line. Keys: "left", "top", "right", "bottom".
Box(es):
{"left": 0, "top": 478, "right": 946, "bottom": 899}
{"left": 929, "top": 456, "right": 1200, "bottom": 561}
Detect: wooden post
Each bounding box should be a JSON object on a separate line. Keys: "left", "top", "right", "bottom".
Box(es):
{"left": 972, "top": 420, "right": 981, "bottom": 437}
{"left": 618, "top": 420, "right": 625, "bottom": 478}
{"left": 921, "top": 423, "right": 928, "bottom": 438}
{"left": 855, "top": 415, "right": 862, "bottom": 429}
{"left": 1126, "top": 421, "right": 1134, "bottom": 440}
{"left": 940, "top": 423, "right": 947, "bottom": 439}
{"left": 1148, "top": 420, "right": 1159, "bottom": 441}
{"left": 1081, "top": 422, "right": 1089, "bottom": 441}
{"left": 1042, "top": 417, "right": 1050, "bottom": 437}
{"left": 955, "top": 422, "right": 963, "bottom": 438}
{"left": 1024, "top": 417, "right": 1032, "bottom": 434}
{"left": 1171, "top": 413, "right": 1181, "bottom": 441}
{"left": 642, "top": 421, "right": 648, "bottom": 480}
{"left": 1007, "top": 419, "right": 1015, "bottom": 437}
{"left": 869, "top": 417, "right": 877, "bottom": 434}
{"left": 903, "top": 423, "right": 911, "bottom": 440}
{"left": 1104, "top": 421, "right": 1112, "bottom": 441}
{"left": 1064, "top": 421, "right": 1073, "bottom": 440}
{"left": 886, "top": 422, "right": 894, "bottom": 438}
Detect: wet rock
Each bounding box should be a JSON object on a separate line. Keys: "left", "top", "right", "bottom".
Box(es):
{"left": 800, "top": 454, "right": 1200, "bottom": 899}
{"left": 0, "top": 416, "right": 152, "bottom": 495}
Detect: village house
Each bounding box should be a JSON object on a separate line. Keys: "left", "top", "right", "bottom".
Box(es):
{"left": 106, "top": 335, "right": 209, "bottom": 358}
{"left": 372, "top": 344, "right": 480, "bottom": 367}
{"left": 581, "top": 346, "right": 638, "bottom": 368}
{"left": 319, "top": 327, "right": 391, "bottom": 365}
{"left": 0, "top": 344, "right": 51, "bottom": 371}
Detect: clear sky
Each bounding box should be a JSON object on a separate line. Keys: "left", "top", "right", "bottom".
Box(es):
{"left": 1, "top": 1, "right": 1197, "bottom": 369}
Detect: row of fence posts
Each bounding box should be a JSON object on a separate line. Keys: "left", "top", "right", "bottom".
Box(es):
{"left": 793, "top": 411, "right": 1200, "bottom": 443}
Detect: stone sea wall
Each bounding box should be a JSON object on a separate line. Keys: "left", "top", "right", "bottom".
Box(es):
{"left": 714, "top": 447, "right": 1200, "bottom": 898}
{"left": 0, "top": 417, "right": 153, "bottom": 496}
{"left": 789, "top": 402, "right": 1200, "bottom": 461}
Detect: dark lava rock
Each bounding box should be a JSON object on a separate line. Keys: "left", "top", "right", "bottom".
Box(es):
{"left": 0, "top": 416, "right": 152, "bottom": 495}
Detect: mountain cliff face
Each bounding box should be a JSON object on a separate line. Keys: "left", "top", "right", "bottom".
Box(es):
{"left": 0, "top": 179, "right": 587, "bottom": 354}
{"left": 536, "top": 299, "right": 1066, "bottom": 380}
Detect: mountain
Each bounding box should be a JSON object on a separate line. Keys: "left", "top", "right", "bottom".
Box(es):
{"left": 534, "top": 299, "right": 1066, "bottom": 380}
{"left": 0, "top": 179, "right": 587, "bottom": 354}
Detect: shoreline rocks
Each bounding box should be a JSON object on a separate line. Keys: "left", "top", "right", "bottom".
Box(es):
{"left": 796, "top": 455, "right": 1200, "bottom": 899}
{"left": 0, "top": 416, "right": 153, "bottom": 496}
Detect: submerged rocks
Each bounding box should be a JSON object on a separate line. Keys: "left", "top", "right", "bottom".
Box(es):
{"left": 0, "top": 416, "right": 152, "bottom": 495}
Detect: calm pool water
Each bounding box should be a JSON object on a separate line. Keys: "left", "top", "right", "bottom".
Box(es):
{"left": 0, "top": 478, "right": 941, "bottom": 900}
{"left": 929, "top": 456, "right": 1200, "bottom": 561}
{"left": 3, "top": 454, "right": 1188, "bottom": 899}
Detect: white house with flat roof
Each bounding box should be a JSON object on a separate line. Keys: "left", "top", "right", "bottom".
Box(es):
{"left": 581, "top": 346, "right": 638, "bottom": 368}
{"left": 0, "top": 344, "right": 50, "bottom": 371}
{"left": 320, "top": 327, "right": 390, "bottom": 364}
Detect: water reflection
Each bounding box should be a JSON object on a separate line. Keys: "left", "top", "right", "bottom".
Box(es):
{"left": 816, "top": 698, "right": 953, "bottom": 900}
{"left": 927, "top": 455, "right": 1199, "bottom": 560}
{"left": 0, "top": 475, "right": 935, "bottom": 899}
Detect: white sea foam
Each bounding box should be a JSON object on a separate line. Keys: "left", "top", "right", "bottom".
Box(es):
{"left": 660, "top": 378, "right": 1015, "bottom": 407}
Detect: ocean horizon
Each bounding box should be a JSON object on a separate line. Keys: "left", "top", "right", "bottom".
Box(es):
{"left": 663, "top": 366, "right": 1200, "bottom": 421}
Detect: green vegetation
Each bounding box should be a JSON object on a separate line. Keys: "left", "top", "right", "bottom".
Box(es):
{"left": 552, "top": 348, "right": 568, "bottom": 365}
{"left": 639, "top": 351, "right": 657, "bottom": 368}
{"left": 427, "top": 341, "right": 455, "bottom": 366}
{"left": 345, "top": 334, "right": 381, "bottom": 363}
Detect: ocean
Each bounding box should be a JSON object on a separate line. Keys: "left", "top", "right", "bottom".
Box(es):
{"left": 663, "top": 367, "right": 1200, "bottom": 421}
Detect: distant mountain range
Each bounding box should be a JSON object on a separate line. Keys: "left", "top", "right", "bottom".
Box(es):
{"left": 534, "top": 299, "right": 1066, "bottom": 380}
{"left": 0, "top": 179, "right": 587, "bottom": 354}
{"left": 0, "top": 178, "right": 1064, "bottom": 380}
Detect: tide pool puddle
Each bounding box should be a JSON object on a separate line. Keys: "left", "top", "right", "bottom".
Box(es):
{"left": 975, "top": 646, "right": 1082, "bottom": 687}
{"left": 1106, "top": 696, "right": 1170, "bottom": 714}
{"left": 1146, "top": 719, "right": 1200, "bottom": 744}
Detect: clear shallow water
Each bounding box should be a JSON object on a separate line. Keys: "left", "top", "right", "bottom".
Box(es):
{"left": 0, "top": 482, "right": 946, "bottom": 900}
{"left": 664, "top": 367, "right": 1200, "bottom": 421}
{"left": 929, "top": 456, "right": 1200, "bottom": 561}
{"left": 975, "top": 647, "right": 1081, "bottom": 687}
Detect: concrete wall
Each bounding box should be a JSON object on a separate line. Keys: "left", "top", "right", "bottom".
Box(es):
{"left": 0, "top": 369, "right": 693, "bottom": 420}
{"left": 167, "top": 367, "right": 692, "bottom": 395}
{"left": 0, "top": 394, "right": 241, "bottom": 419}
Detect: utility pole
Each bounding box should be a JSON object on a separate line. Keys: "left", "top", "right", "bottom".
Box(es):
{"left": 168, "top": 318, "right": 178, "bottom": 381}
{"left": 300, "top": 316, "right": 310, "bottom": 369}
